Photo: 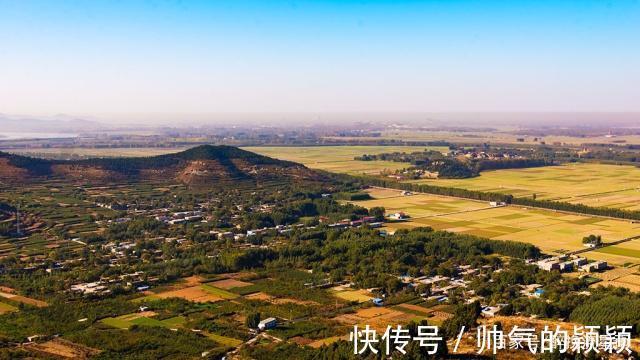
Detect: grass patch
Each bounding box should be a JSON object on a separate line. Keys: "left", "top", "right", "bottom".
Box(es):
{"left": 205, "top": 332, "right": 243, "bottom": 347}
{"left": 200, "top": 284, "right": 239, "bottom": 299}
{"left": 0, "top": 301, "right": 18, "bottom": 314}
{"left": 330, "top": 289, "right": 372, "bottom": 303}
{"left": 130, "top": 317, "right": 167, "bottom": 327}
{"left": 161, "top": 316, "right": 187, "bottom": 327}
{"left": 100, "top": 317, "right": 132, "bottom": 329}
{"left": 596, "top": 246, "right": 640, "bottom": 259}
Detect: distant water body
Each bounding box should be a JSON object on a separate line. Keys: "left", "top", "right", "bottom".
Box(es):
{"left": 0, "top": 132, "right": 79, "bottom": 140}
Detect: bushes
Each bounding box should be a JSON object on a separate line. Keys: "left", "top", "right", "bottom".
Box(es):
{"left": 336, "top": 192, "right": 372, "bottom": 201}
{"left": 570, "top": 295, "right": 640, "bottom": 334}
{"left": 69, "top": 326, "right": 222, "bottom": 359}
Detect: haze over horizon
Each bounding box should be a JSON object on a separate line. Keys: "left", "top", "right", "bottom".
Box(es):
{"left": 1, "top": 1, "right": 639, "bottom": 119}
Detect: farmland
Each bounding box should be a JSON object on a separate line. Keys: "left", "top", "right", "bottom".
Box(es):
{"left": 5, "top": 143, "right": 640, "bottom": 357}
{"left": 329, "top": 285, "right": 373, "bottom": 303}
{"left": 324, "top": 129, "right": 640, "bottom": 146}
{"left": 409, "top": 162, "right": 640, "bottom": 209}
{"left": 250, "top": 147, "right": 640, "bottom": 212}
{"left": 350, "top": 187, "right": 640, "bottom": 265}
{"left": 0, "top": 180, "right": 177, "bottom": 258}
{"left": 0, "top": 301, "right": 17, "bottom": 315}
{"left": 248, "top": 145, "right": 447, "bottom": 175}
{"left": 9, "top": 147, "right": 188, "bottom": 159}
{"left": 138, "top": 277, "right": 241, "bottom": 303}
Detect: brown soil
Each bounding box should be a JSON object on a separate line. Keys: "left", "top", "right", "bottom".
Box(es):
{"left": 209, "top": 278, "right": 253, "bottom": 289}
{"left": 25, "top": 338, "right": 100, "bottom": 359}
{"left": 153, "top": 286, "right": 224, "bottom": 303}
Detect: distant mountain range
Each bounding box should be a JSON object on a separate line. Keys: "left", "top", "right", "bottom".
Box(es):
{"left": 0, "top": 114, "right": 107, "bottom": 133}
{"left": 0, "top": 145, "right": 322, "bottom": 185}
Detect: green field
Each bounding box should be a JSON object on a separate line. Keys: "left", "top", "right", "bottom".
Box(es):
{"left": 205, "top": 332, "right": 243, "bottom": 347}
{"left": 200, "top": 284, "right": 240, "bottom": 299}
{"left": 352, "top": 188, "right": 640, "bottom": 265}
{"left": 247, "top": 146, "right": 448, "bottom": 175}
{"left": 101, "top": 313, "right": 188, "bottom": 330}
{"left": 408, "top": 163, "right": 640, "bottom": 210}
{"left": 100, "top": 316, "right": 133, "bottom": 329}
{"left": 0, "top": 301, "right": 18, "bottom": 314}
{"left": 596, "top": 246, "right": 640, "bottom": 259}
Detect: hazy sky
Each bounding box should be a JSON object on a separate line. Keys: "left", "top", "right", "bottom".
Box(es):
{"left": 1, "top": 0, "right": 639, "bottom": 116}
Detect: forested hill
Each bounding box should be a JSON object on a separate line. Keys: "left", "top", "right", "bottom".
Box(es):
{"left": 0, "top": 145, "right": 321, "bottom": 185}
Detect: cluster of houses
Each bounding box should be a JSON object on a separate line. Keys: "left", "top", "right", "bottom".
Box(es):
{"left": 208, "top": 215, "right": 385, "bottom": 242}
{"left": 323, "top": 215, "right": 383, "bottom": 229}
{"left": 156, "top": 210, "right": 204, "bottom": 225}
{"left": 69, "top": 271, "right": 156, "bottom": 296}
{"left": 450, "top": 149, "right": 525, "bottom": 160}
{"left": 388, "top": 212, "right": 409, "bottom": 221}
{"left": 96, "top": 202, "right": 128, "bottom": 211}
{"left": 399, "top": 265, "right": 481, "bottom": 303}
{"left": 533, "top": 255, "right": 607, "bottom": 273}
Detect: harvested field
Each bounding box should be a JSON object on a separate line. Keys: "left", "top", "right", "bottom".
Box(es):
{"left": 590, "top": 265, "right": 640, "bottom": 292}
{"left": 0, "top": 301, "right": 17, "bottom": 314}
{"left": 597, "top": 275, "right": 640, "bottom": 292}
{"left": 208, "top": 278, "right": 253, "bottom": 290}
{"left": 244, "top": 292, "right": 274, "bottom": 301}
{"left": 590, "top": 265, "right": 637, "bottom": 282}
{"left": 395, "top": 303, "right": 431, "bottom": 315}
{"left": 271, "top": 298, "right": 320, "bottom": 306}
{"left": 152, "top": 286, "right": 226, "bottom": 303}
{"left": 290, "top": 336, "right": 314, "bottom": 346}
{"left": 308, "top": 335, "right": 348, "bottom": 348}
{"left": 25, "top": 338, "right": 100, "bottom": 359}
{"left": 0, "top": 291, "right": 48, "bottom": 307}
{"left": 333, "top": 307, "right": 415, "bottom": 332}
{"left": 352, "top": 188, "right": 640, "bottom": 265}
{"left": 329, "top": 286, "right": 373, "bottom": 303}
{"left": 248, "top": 146, "right": 447, "bottom": 176}
{"left": 409, "top": 163, "right": 640, "bottom": 210}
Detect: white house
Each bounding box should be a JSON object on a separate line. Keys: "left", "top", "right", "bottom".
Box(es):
{"left": 258, "top": 317, "right": 277, "bottom": 331}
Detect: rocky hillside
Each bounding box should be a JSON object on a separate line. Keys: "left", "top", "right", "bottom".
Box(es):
{"left": 0, "top": 145, "right": 323, "bottom": 185}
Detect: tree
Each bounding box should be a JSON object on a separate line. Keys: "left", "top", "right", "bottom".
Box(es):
{"left": 582, "top": 234, "right": 602, "bottom": 246}
{"left": 245, "top": 312, "right": 261, "bottom": 329}
{"left": 369, "top": 206, "right": 386, "bottom": 221}
{"left": 442, "top": 301, "right": 481, "bottom": 338}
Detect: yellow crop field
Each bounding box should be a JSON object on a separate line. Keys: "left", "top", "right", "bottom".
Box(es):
{"left": 329, "top": 287, "right": 373, "bottom": 303}
{"left": 247, "top": 146, "right": 447, "bottom": 175}
{"left": 408, "top": 163, "right": 640, "bottom": 209}
{"left": 352, "top": 188, "right": 640, "bottom": 265}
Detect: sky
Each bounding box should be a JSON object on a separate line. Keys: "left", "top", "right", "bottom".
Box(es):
{"left": 0, "top": 0, "right": 639, "bottom": 119}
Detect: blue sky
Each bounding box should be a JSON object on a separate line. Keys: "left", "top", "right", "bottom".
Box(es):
{"left": 0, "top": 0, "right": 639, "bottom": 116}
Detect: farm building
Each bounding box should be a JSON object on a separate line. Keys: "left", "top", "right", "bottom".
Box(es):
{"left": 579, "top": 261, "right": 608, "bottom": 273}
{"left": 388, "top": 212, "right": 409, "bottom": 220}
{"left": 258, "top": 317, "right": 278, "bottom": 331}
{"left": 481, "top": 304, "right": 506, "bottom": 318}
